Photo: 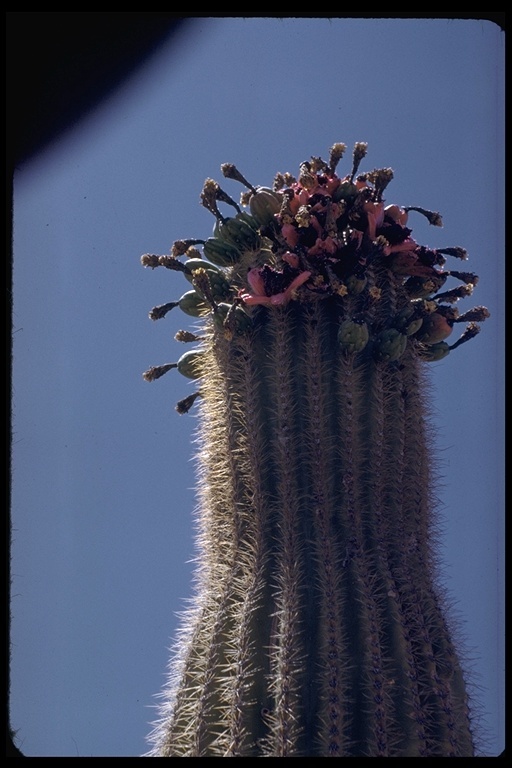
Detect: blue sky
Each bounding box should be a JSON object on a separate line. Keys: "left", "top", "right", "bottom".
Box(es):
{"left": 10, "top": 17, "right": 504, "bottom": 756}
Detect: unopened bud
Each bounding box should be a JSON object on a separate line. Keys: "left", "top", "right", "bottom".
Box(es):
{"left": 374, "top": 328, "right": 408, "bottom": 362}
{"left": 338, "top": 318, "right": 369, "bottom": 355}
{"left": 419, "top": 342, "right": 451, "bottom": 362}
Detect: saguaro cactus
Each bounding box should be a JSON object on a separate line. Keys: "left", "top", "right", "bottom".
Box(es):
{"left": 142, "top": 143, "right": 489, "bottom": 757}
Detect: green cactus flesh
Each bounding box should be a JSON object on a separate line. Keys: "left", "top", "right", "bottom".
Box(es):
{"left": 142, "top": 143, "right": 489, "bottom": 757}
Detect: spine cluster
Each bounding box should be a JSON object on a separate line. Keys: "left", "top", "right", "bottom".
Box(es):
{"left": 142, "top": 143, "right": 488, "bottom": 756}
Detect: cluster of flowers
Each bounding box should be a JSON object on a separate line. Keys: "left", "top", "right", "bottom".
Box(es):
{"left": 142, "top": 142, "right": 489, "bottom": 405}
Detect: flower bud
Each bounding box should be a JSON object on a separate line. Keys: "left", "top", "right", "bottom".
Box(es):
{"left": 338, "top": 318, "right": 369, "bottom": 355}
{"left": 374, "top": 328, "right": 408, "bottom": 362}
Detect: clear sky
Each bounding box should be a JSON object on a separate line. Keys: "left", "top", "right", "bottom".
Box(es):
{"left": 10, "top": 17, "right": 504, "bottom": 757}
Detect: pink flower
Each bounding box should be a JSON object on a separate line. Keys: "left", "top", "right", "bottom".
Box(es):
{"left": 387, "top": 249, "right": 440, "bottom": 279}
{"left": 281, "top": 222, "right": 299, "bottom": 248}
{"left": 350, "top": 229, "right": 364, "bottom": 249}
{"left": 309, "top": 215, "right": 323, "bottom": 237}
{"left": 323, "top": 176, "right": 340, "bottom": 196}
{"left": 282, "top": 251, "right": 300, "bottom": 268}
{"left": 383, "top": 237, "right": 418, "bottom": 257}
{"left": 384, "top": 204, "right": 408, "bottom": 226}
{"left": 363, "top": 201, "right": 385, "bottom": 240}
{"left": 240, "top": 268, "right": 312, "bottom": 307}
{"left": 308, "top": 236, "right": 338, "bottom": 256}
{"left": 246, "top": 267, "right": 266, "bottom": 296}
{"left": 302, "top": 175, "right": 340, "bottom": 197}
{"left": 288, "top": 185, "right": 310, "bottom": 214}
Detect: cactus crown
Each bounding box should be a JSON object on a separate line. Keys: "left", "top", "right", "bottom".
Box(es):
{"left": 142, "top": 141, "right": 489, "bottom": 404}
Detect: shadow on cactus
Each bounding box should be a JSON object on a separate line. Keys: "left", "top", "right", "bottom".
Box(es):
{"left": 141, "top": 142, "right": 489, "bottom": 756}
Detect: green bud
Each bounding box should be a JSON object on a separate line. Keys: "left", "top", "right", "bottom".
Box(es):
{"left": 178, "top": 290, "right": 210, "bottom": 317}
{"left": 404, "top": 274, "right": 447, "bottom": 299}
{"left": 345, "top": 272, "right": 368, "bottom": 295}
{"left": 184, "top": 260, "right": 232, "bottom": 302}
{"left": 183, "top": 257, "right": 221, "bottom": 279}
{"left": 332, "top": 180, "right": 358, "bottom": 202}
{"left": 203, "top": 237, "right": 242, "bottom": 266}
{"left": 249, "top": 187, "right": 283, "bottom": 226}
{"left": 404, "top": 318, "right": 423, "bottom": 336}
{"left": 214, "top": 215, "right": 261, "bottom": 251}
{"left": 177, "top": 349, "right": 205, "bottom": 379}
{"left": 374, "top": 328, "right": 408, "bottom": 362}
{"left": 393, "top": 305, "right": 424, "bottom": 336}
{"left": 236, "top": 210, "right": 260, "bottom": 231}
{"left": 338, "top": 318, "right": 369, "bottom": 354}
{"left": 419, "top": 341, "right": 451, "bottom": 362}
{"left": 213, "top": 302, "right": 252, "bottom": 335}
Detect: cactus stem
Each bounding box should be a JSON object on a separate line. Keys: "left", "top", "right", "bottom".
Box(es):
{"left": 143, "top": 142, "right": 487, "bottom": 757}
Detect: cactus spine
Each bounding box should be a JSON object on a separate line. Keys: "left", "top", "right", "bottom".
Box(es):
{"left": 142, "top": 143, "right": 488, "bottom": 756}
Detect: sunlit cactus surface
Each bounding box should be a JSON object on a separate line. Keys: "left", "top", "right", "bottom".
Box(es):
{"left": 142, "top": 142, "right": 489, "bottom": 757}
